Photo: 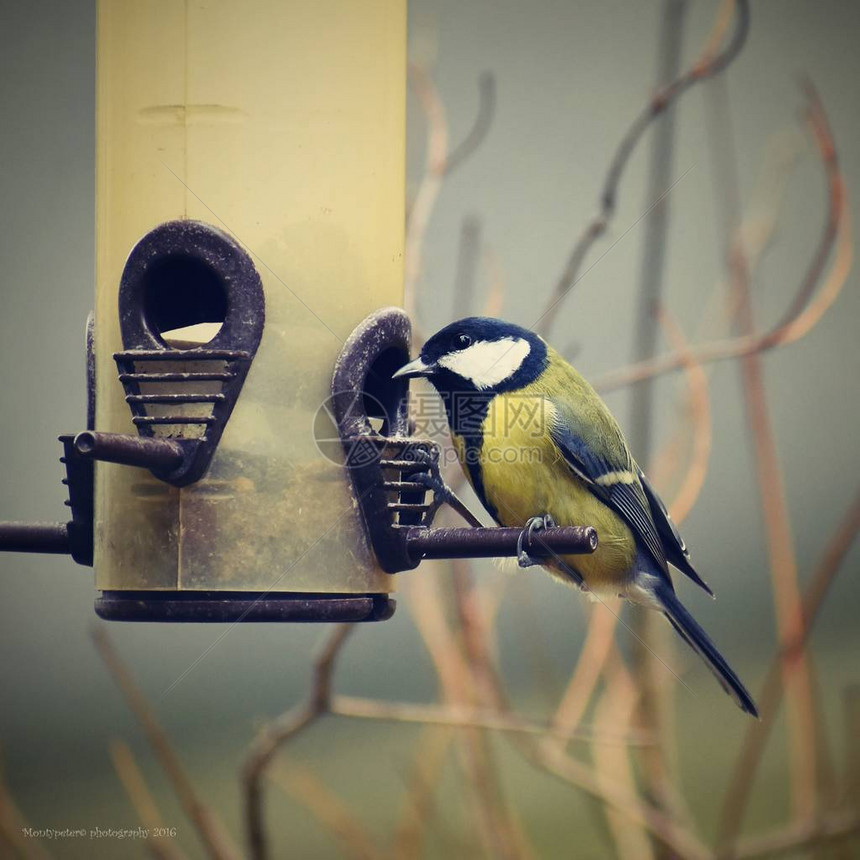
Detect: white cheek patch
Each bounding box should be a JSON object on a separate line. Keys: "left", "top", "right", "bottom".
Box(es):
{"left": 438, "top": 337, "right": 531, "bottom": 389}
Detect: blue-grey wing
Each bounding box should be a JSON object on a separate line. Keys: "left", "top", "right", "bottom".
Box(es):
{"left": 548, "top": 413, "right": 668, "bottom": 573}
{"left": 637, "top": 468, "right": 714, "bottom": 597}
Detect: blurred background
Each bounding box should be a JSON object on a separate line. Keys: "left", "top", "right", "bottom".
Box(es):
{"left": 1, "top": 1, "right": 858, "bottom": 857}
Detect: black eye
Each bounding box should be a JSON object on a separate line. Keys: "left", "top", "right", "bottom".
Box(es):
{"left": 457, "top": 334, "right": 472, "bottom": 348}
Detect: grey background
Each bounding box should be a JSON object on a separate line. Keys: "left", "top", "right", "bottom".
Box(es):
{"left": 1, "top": 1, "right": 858, "bottom": 857}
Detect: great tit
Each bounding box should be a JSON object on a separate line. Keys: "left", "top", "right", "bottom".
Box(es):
{"left": 393, "top": 317, "right": 758, "bottom": 716}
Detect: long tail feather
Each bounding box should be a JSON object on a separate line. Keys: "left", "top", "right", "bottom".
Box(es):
{"left": 656, "top": 585, "right": 758, "bottom": 717}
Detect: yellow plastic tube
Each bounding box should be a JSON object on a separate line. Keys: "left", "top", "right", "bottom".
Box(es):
{"left": 95, "top": 0, "right": 405, "bottom": 593}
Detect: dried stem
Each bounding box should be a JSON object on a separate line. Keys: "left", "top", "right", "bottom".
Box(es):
{"left": 268, "top": 764, "right": 383, "bottom": 860}
{"left": 405, "top": 68, "right": 496, "bottom": 321}
{"left": 535, "top": 0, "right": 750, "bottom": 337}
{"left": 659, "top": 309, "right": 713, "bottom": 524}
{"left": 545, "top": 603, "right": 621, "bottom": 751}
{"left": 109, "top": 740, "right": 189, "bottom": 860}
{"left": 92, "top": 628, "right": 240, "bottom": 860}
{"left": 449, "top": 558, "right": 532, "bottom": 860}
{"left": 520, "top": 737, "right": 711, "bottom": 860}
{"left": 707, "top": 71, "right": 819, "bottom": 828}
{"left": 717, "top": 489, "right": 860, "bottom": 854}
{"left": 730, "top": 811, "right": 860, "bottom": 859}
{"left": 842, "top": 686, "right": 860, "bottom": 809}
{"left": 444, "top": 72, "right": 496, "bottom": 177}
{"left": 242, "top": 624, "right": 354, "bottom": 860}
{"left": 330, "top": 694, "right": 651, "bottom": 745}
{"left": 391, "top": 727, "right": 454, "bottom": 859}
{"left": 453, "top": 216, "right": 483, "bottom": 319}
{"left": 594, "top": 85, "right": 850, "bottom": 393}
{"left": 405, "top": 570, "right": 512, "bottom": 858}
{"left": 0, "top": 751, "right": 52, "bottom": 860}
{"left": 592, "top": 652, "right": 655, "bottom": 860}
{"left": 626, "top": 6, "right": 690, "bottom": 850}
{"left": 413, "top": 567, "right": 711, "bottom": 858}
{"left": 404, "top": 63, "right": 449, "bottom": 320}
{"left": 629, "top": 0, "right": 688, "bottom": 464}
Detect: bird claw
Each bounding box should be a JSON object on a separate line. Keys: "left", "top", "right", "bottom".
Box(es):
{"left": 411, "top": 463, "right": 454, "bottom": 506}
{"left": 517, "top": 514, "right": 556, "bottom": 567}
{"left": 406, "top": 448, "right": 483, "bottom": 528}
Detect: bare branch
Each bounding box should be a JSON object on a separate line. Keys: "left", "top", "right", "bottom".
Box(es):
{"left": 448, "top": 559, "right": 533, "bottom": 860}
{"left": 723, "top": 489, "right": 860, "bottom": 846}
{"left": 405, "top": 69, "right": 497, "bottom": 322}
{"left": 242, "top": 624, "right": 354, "bottom": 860}
{"left": 706, "top": 68, "right": 820, "bottom": 828}
{"left": 535, "top": 0, "right": 750, "bottom": 337}
{"left": 524, "top": 742, "right": 711, "bottom": 860}
{"left": 658, "top": 309, "right": 713, "bottom": 524}
{"left": 453, "top": 216, "right": 483, "bottom": 319}
{"left": 717, "top": 489, "right": 860, "bottom": 852}
{"left": 544, "top": 604, "right": 621, "bottom": 752}
{"left": 268, "top": 764, "right": 383, "bottom": 860}
{"left": 404, "top": 63, "right": 449, "bottom": 320}
{"left": 443, "top": 72, "right": 496, "bottom": 176}
{"left": 109, "top": 740, "right": 189, "bottom": 860}
{"left": 593, "top": 84, "right": 850, "bottom": 392}
{"left": 592, "top": 652, "right": 655, "bottom": 860}
{"left": 330, "top": 694, "right": 652, "bottom": 746}
{"left": 0, "top": 750, "right": 52, "bottom": 860}
{"left": 729, "top": 811, "right": 860, "bottom": 859}
{"left": 391, "top": 728, "right": 454, "bottom": 859}
{"left": 92, "top": 628, "right": 240, "bottom": 860}
{"left": 413, "top": 569, "right": 710, "bottom": 859}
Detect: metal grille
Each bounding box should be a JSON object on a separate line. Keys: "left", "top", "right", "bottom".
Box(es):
{"left": 114, "top": 348, "right": 252, "bottom": 438}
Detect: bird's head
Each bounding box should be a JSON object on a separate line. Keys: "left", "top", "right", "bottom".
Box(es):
{"left": 393, "top": 317, "right": 547, "bottom": 394}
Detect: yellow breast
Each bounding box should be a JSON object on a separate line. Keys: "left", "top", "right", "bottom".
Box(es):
{"left": 452, "top": 393, "right": 637, "bottom": 593}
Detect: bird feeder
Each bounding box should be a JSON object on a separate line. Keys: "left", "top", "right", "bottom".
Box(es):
{"left": 0, "top": 1, "right": 598, "bottom": 622}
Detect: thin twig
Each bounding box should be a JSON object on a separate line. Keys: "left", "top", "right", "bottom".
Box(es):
{"left": 391, "top": 727, "right": 455, "bottom": 860}
{"left": 330, "top": 694, "right": 652, "bottom": 746}
{"left": 242, "top": 624, "right": 354, "bottom": 860}
{"left": 594, "top": 84, "right": 850, "bottom": 392}
{"left": 422, "top": 560, "right": 710, "bottom": 859}
{"left": 592, "top": 651, "right": 655, "bottom": 860}
{"left": 521, "top": 737, "right": 711, "bottom": 860}
{"left": 730, "top": 811, "right": 860, "bottom": 859}
{"left": 404, "top": 63, "right": 449, "bottom": 320}
{"left": 453, "top": 216, "right": 483, "bottom": 319}
{"left": 405, "top": 68, "right": 497, "bottom": 321}
{"left": 659, "top": 309, "right": 713, "bottom": 524}
{"left": 842, "top": 686, "right": 860, "bottom": 809}
{"left": 535, "top": 0, "right": 750, "bottom": 337}
{"left": 92, "top": 628, "right": 240, "bottom": 860}
{"left": 109, "top": 740, "right": 189, "bottom": 860}
{"left": 717, "top": 489, "right": 860, "bottom": 854}
{"left": 443, "top": 73, "right": 497, "bottom": 177}
{"left": 268, "top": 764, "right": 383, "bottom": 860}
{"left": 0, "top": 750, "right": 52, "bottom": 860}
{"left": 405, "top": 568, "right": 512, "bottom": 858}
{"left": 708, "top": 70, "right": 819, "bottom": 828}
{"left": 627, "top": 7, "right": 690, "bottom": 850}
{"left": 544, "top": 603, "right": 621, "bottom": 752}
{"left": 449, "top": 558, "right": 531, "bottom": 860}
{"left": 481, "top": 244, "right": 506, "bottom": 317}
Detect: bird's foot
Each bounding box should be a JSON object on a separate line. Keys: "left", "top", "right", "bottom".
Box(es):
{"left": 411, "top": 464, "right": 450, "bottom": 501}
{"left": 408, "top": 449, "right": 483, "bottom": 528}
{"left": 517, "top": 514, "right": 556, "bottom": 568}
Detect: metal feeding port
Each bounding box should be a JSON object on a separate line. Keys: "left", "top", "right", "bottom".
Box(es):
{"left": 331, "top": 308, "right": 598, "bottom": 574}
{"left": 101, "top": 220, "right": 265, "bottom": 486}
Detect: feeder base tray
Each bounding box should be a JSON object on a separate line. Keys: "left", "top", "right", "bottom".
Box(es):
{"left": 95, "top": 591, "right": 394, "bottom": 623}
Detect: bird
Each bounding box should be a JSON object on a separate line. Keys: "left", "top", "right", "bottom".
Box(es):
{"left": 393, "top": 317, "right": 758, "bottom": 716}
